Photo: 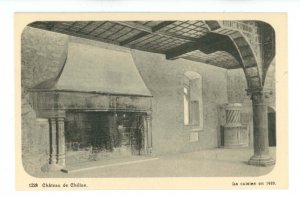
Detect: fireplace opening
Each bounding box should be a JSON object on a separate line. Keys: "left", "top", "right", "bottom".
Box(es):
{"left": 65, "top": 111, "right": 147, "bottom": 165}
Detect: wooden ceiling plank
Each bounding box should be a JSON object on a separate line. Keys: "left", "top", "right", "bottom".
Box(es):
{"left": 63, "top": 21, "right": 78, "bottom": 31}
{"left": 86, "top": 22, "right": 106, "bottom": 34}
{"left": 166, "top": 42, "right": 200, "bottom": 60}
{"left": 151, "top": 21, "right": 175, "bottom": 32}
{"left": 101, "top": 24, "right": 126, "bottom": 39}
{"left": 166, "top": 32, "right": 243, "bottom": 67}
{"left": 116, "top": 21, "right": 197, "bottom": 43}
{"left": 166, "top": 33, "right": 225, "bottom": 60}
{"left": 75, "top": 21, "right": 94, "bottom": 33}
{"left": 112, "top": 27, "right": 133, "bottom": 40}
{"left": 120, "top": 21, "right": 176, "bottom": 46}
{"left": 116, "top": 21, "right": 152, "bottom": 32}
{"left": 120, "top": 31, "right": 150, "bottom": 46}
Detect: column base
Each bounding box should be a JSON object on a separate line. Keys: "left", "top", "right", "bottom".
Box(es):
{"left": 248, "top": 154, "right": 275, "bottom": 167}
{"left": 41, "top": 163, "right": 65, "bottom": 172}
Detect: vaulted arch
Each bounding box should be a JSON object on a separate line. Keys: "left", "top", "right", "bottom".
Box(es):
{"left": 205, "top": 21, "right": 262, "bottom": 91}
{"left": 206, "top": 20, "right": 276, "bottom": 166}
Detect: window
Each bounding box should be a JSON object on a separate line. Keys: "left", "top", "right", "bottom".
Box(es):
{"left": 183, "top": 71, "right": 203, "bottom": 129}
{"left": 183, "top": 83, "right": 190, "bottom": 125}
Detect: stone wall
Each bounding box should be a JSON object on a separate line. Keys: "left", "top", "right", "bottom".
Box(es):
{"left": 264, "top": 60, "right": 276, "bottom": 109}
{"left": 21, "top": 27, "right": 68, "bottom": 176}
{"left": 131, "top": 50, "right": 228, "bottom": 154}
{"left": 226, "top": 60, "right": 276, "bottom": 147}
{"left": 22, "top": 27, "right": 229, "bottom": 175}
{"left": 226, "top": 69, "right": 253, "bottom": 146}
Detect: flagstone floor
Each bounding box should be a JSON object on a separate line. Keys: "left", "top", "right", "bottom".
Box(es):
{"left": 43, "top": 147, "right": 276, "bottom": 178}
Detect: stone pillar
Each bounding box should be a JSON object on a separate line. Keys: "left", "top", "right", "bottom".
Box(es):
{"left": 49, "top": 118, "right": 57, "bottom": 165}
{"left": 143, "top": 116, "right": 148, "bottom": 153}
{"left": 145, "top": 113, "right": 152, "bottom": 154}
{"left": 45, "top": 116, "right": 66, "bottom": 171}
{"left": 57, "top": 117, "right": 66, "bottom": 167}
{"left": 248, "top": 91, "right": 275, "bottom": 166}
{"left": 223, "top": 103, "right": 248, "bottom": 148}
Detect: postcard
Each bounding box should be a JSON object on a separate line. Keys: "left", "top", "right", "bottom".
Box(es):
{"left": 15, "top": 12, "right": 288, "bottom": 190}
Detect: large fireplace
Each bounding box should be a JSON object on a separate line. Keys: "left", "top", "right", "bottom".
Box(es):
{"left": 65, "top": 111, "right": 149, "bottom": 165}
{"left": 30, "top": 42, "right": 153, "bottom": 171}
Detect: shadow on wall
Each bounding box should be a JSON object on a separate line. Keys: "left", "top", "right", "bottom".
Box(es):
{"left": 268, "top": 106, "right": 276, "bottom": 147}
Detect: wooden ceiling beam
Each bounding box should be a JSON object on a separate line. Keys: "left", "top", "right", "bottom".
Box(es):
{"left": 116, "top": 21, "right": 153, "bottom": 32}
{"left": 166, "top": 33, "right": 225, "bottom": 59}
{"left": 75, "top": 21, "right": 94, "bottom": 33}
{"left": 166, "top": 33, "right": 243, "bottom": 65}
{"left": 116, "top": 21, "right": 198, "bottom": 45}
{"left": 151, "top": 21, "right": 175, "bottom": 32}
{"left": 120, "top": 31, "right": 151, "bottom": 46}
{"left": 120, "top": 21, "right": 175, "bottom": 45}
{"left": 29, "top": 22, "right": 121, "bottom": 45}
{"left": 166, "top": 42, "right": 199, "bottom": 60}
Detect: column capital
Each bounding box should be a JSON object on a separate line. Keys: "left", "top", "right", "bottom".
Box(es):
{"left": 56, "top": 117, "right": 65, "bottom": 122}
{"left": 246, "top": 88, "right": 270, "bottom": 103}
{"left": 246, "top": 87, "right": 263, "bottom": 96}
{"left": 145, "top": 111, "right": 152, "bottom": 117}
{"left": 49, "top": 117, "right": 57, "bottom": 122}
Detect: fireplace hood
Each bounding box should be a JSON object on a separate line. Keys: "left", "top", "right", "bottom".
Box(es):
{"left": 33, "top": 42, "right": 152, "bottom": 97}
{"left": 31, "top": 42, "right": 152, "bottom": 117}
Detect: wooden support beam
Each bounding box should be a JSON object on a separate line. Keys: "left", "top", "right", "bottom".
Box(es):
{"left": 116, "top": 21, "right": 152, "bottom": 33}
{"left": 166, "top": 32, "right": 243, "bottom": 66}
{"left": 75, "top": 21, "right": 94, "bottom": 33}
{"left": 29, "top": 23, "right": 121, "bottom": 46}
{"left": 120, "top": 31, "right": 150, "bottom": 46}
{"left": 166, "top": 41, "right": 200, "bottom": 60}
{"left": 120, "top": 21, "right": 176, "bottom": 46}
{"left": 166, "top": 33, "right": 229, "bottom": 57}
{"left": 151, "top": 21, "right": 175, "bottom": 32}
{"left": 116, "top": 21, "right": 197, "bottom": 44}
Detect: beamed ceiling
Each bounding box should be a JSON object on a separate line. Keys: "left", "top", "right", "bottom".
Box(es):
{"left": 28, "top": 20, "right": 248, "bottom": 69}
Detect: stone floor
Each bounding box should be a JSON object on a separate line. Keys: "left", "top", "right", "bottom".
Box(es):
{"left": 44, "top": 147, "right": 276, "bottom": 178}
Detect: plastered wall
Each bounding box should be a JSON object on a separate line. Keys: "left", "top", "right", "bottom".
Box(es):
{"left": 21, "top": 27, "right": 68, "bottom": 176}
{"left": 226, "top": 60, "right": 276, "bottom": 147}
{"left": 22, "top": 26, "right": 233, "bottom": 176}
{"left": 131, "top": 50, "right": 228, "bottom": 154}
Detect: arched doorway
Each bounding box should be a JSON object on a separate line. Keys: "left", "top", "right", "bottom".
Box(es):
{"left": 268, "top": 107, "right": 276, "bottom": 147}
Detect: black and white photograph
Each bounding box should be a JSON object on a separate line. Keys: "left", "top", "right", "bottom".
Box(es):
{"left": 13, "top": 12, "right": 288, "bottom": 190}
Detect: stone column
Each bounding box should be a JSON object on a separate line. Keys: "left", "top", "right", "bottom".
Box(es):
{"left": 49, "top": 118, "right": 57, "bottom": 165}
{"left": 57, "top": 117, "right": 66, "bottom": 167}
{"left": 46, "top": 116, "right": 66, "bottom": 171}
{"left": 248, "top": 91, "right": 275, "bottom": 166}
{"left": 143, "top": 116, "right": 148, "bottom": 153}
{"left": 145, "top": 114, "right": 152, "bottom": 154}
